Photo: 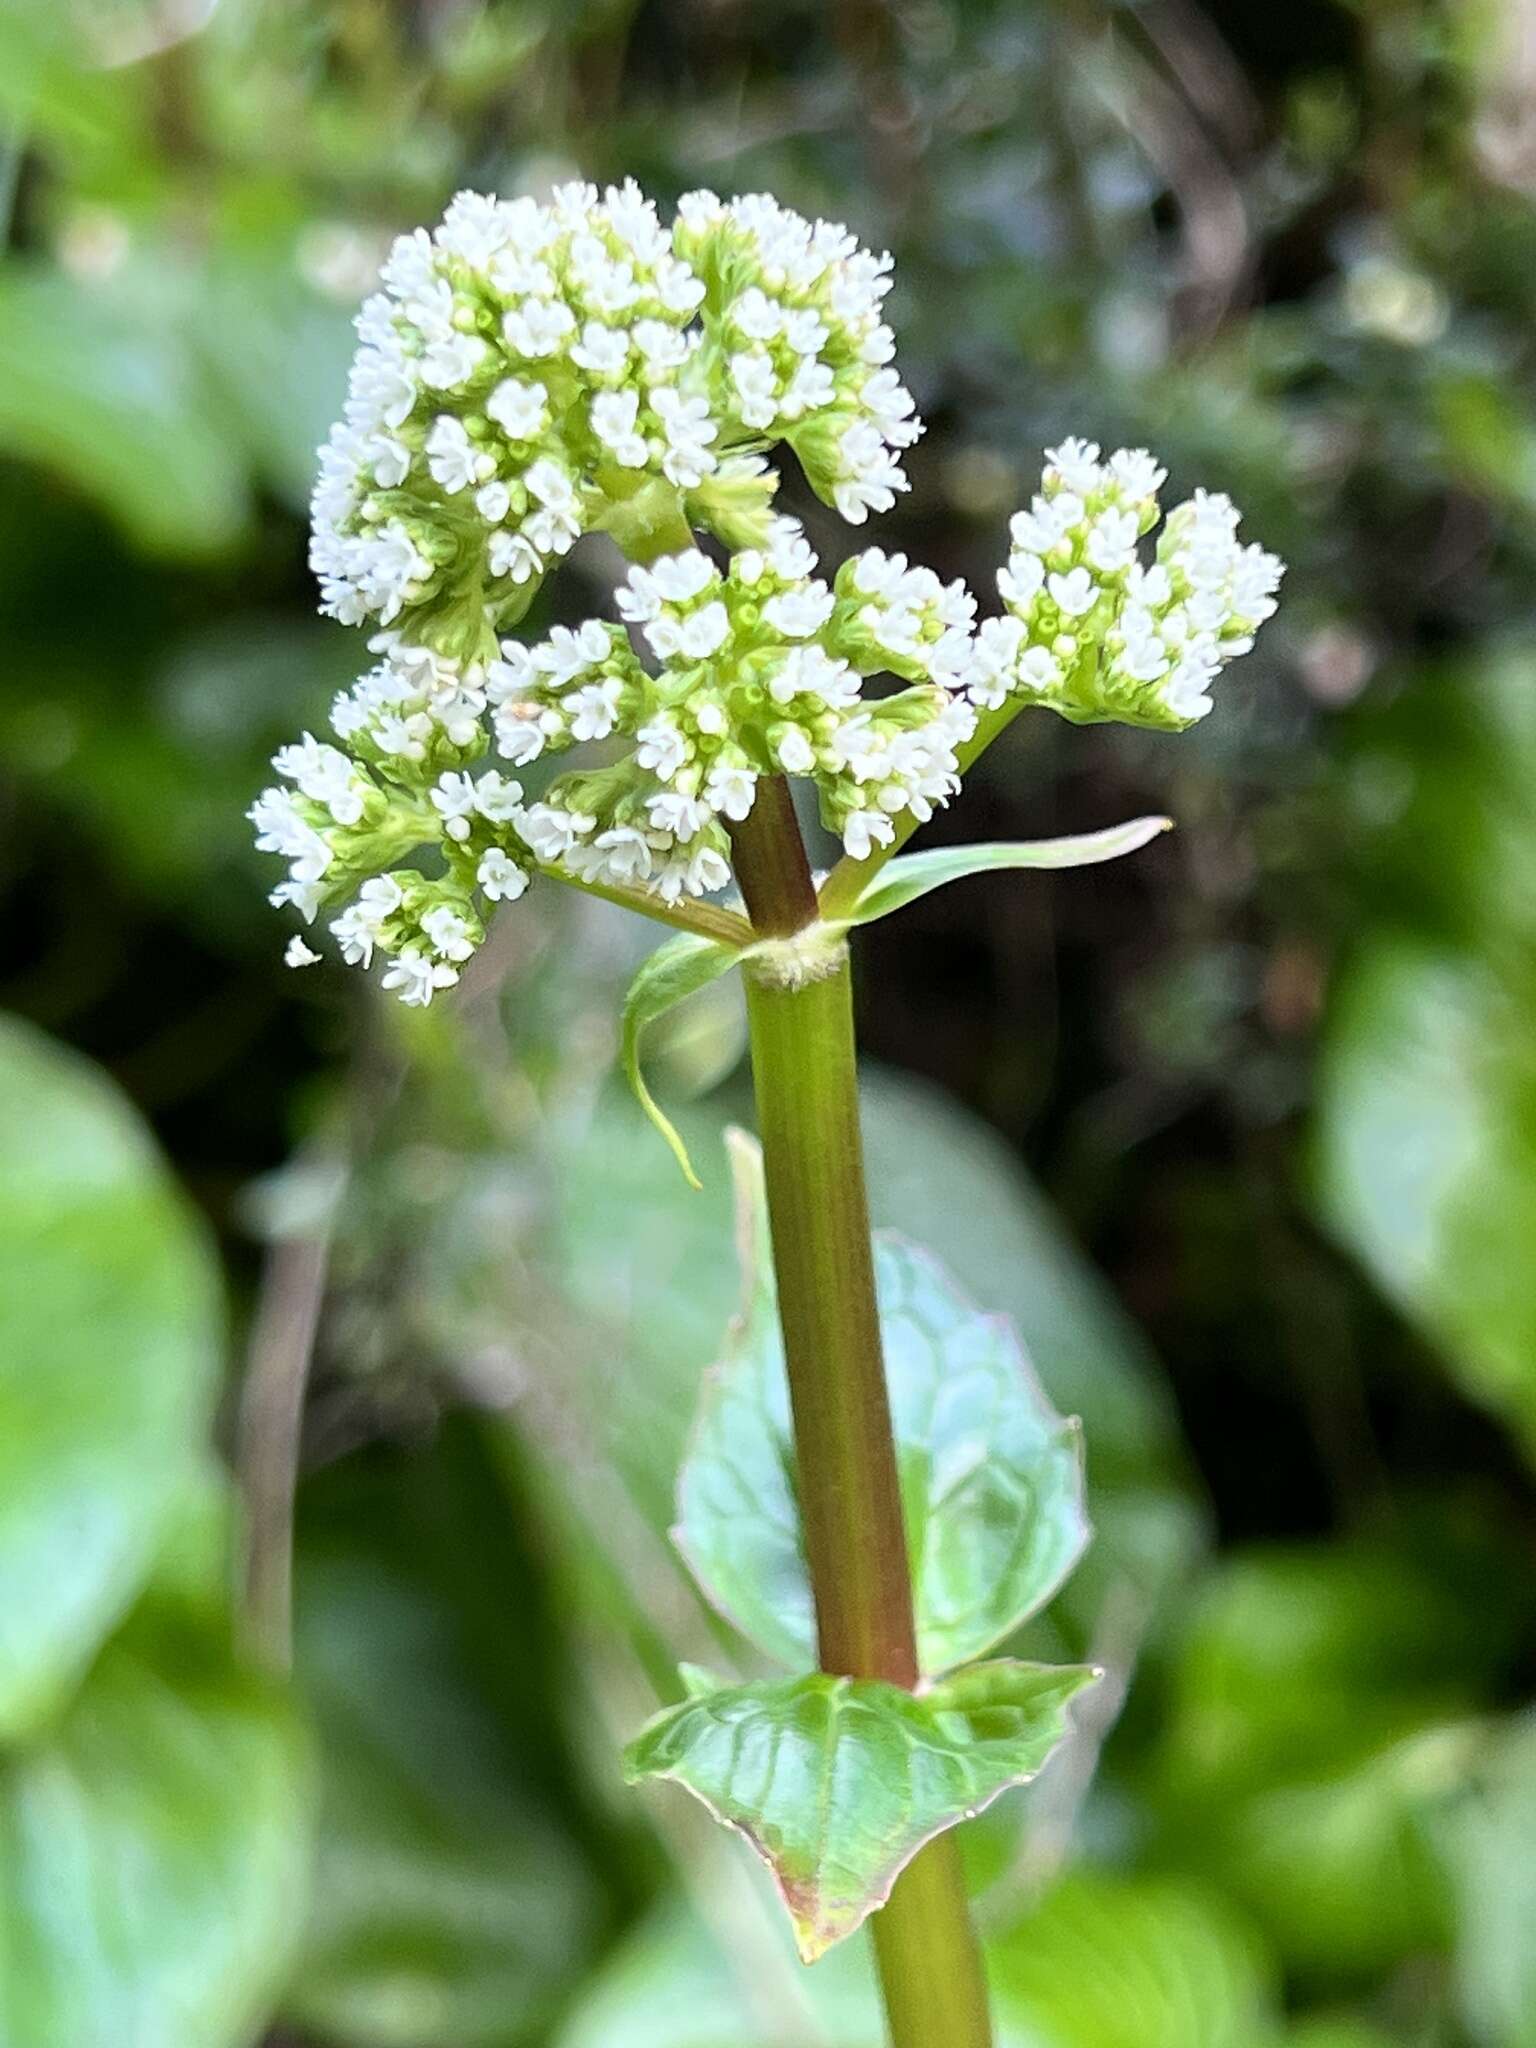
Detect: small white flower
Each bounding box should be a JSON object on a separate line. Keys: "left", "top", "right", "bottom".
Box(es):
{"left": 381, "top": 948, "right": 459, "bottom": 1007}
{"left": 569, "top": 677, "right": 624, "bottom": 741}
{"left": 502, "top": 296, "right": 575, "bottom": 357}
{"left": 519, "top": 803, "right": 596, "bottom": 861}
{"left": 842, "top": 808, "right": 896, "bottom": 859}
{"left": 636, "top": 718, "right": 689, "bottom": 779}
{"left": 730, "top": 351, "right": 780, "bottom": 429}
{"left": 590, "top": 388, "right": 647, "bottom": 468}
{"left": 474, "top": 770, "right": 525, "bottom": 822}
{"left": 478, "top": 848, "right": 529, "bottom": 901}
{"left": 764, "top": 583, "right": 835, "bottom": 639}
{"left": 651, "top": 550, "right": 716, "bottom": 604}
{"left": 774, "top": 725, "right": 816, "bottom": 773}
{"left": 686, "top": 843, "right": 732, "bottom": 894}
{"left": 592, "top": 826, "right": 654, "bottom": 883}
{"left": 425, "top": 415, "right": 479, "bottom": 494}
{"left": 1086, "top": 508, "right": 1140, "bottom": 575}
{"left": 422, "top": 905, "right": 476, "bottom": 962}
{"left": 703, "top": 761, "right": 758, "bottom": 820}
{"left": 419, "top": 330, "right": 486, "bottom": 389}
{"left": 369, "top": 437, "right": 410, "bottom": 488}
{"left": 476, "top": 479, "right": 511, "bottom": 523}
{"left": 331, "top": 879, "right": 400, "bottom": 968}
{"left": 769, "top": 644, "right": 855, "bottom": 706}
{"left": 525, "top": 457, "right": 579, "bottom": 516}
{"left": 494, "top": 707, "right": 548, "bottom": 765}
{"left": 1043, "top": 437, "right": 1103, "bottom": 494}
{"left": 431, "top": 771, "right": 479, "bottom": 842}
{"left": 571, "top": 321, "right": 630, "bottom": 375}
{"left": 271, "top": 878, "right": 324, "bottom": 921}
{"left": 285, "top": 936, "right": 322, "bottom": 969}
{"left": 646, "top": 789, "right": 711, "bottom": 837}
{"left": 1047, "top": 567, "right": 1096, "bottom": 617}
{"left": 675, "top": 601, "right": 731, "bottom": 661}
{"left": 1108, "top": 447, "right": 1166, "bottom": 499}
{"left": 1016, "top": 646, "right": 1062, "bottom": 693}
{"left": 486, "top": 378, "right": 548, "bottom": 438}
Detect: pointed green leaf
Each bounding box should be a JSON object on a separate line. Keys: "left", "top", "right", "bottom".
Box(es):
{"left": 675, "top": 1140, "right": 1090, "bottom": 1674}
{"left": 624, "top": 1660, "right": 1096, "bottom": 1960}
{"left": 621, "top": 933, "right": 744, "bottom": 1188}
{"left": 0, "top": 1014, "right": 222, "bottom": 1740}
{"left": 839, "top": 818, "right": 1172, "bottom": 927}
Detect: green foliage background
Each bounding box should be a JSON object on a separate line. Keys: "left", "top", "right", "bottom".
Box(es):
{"left": 2, "top": 0, "right": 1535, "bottom": 2042}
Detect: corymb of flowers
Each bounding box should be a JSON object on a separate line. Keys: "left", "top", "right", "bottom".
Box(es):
{"left": 253, "top": 179, "right": 1284, "bottom": 1004}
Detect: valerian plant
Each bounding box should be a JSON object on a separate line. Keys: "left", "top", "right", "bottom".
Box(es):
{"left": 253, "top": 179, "right": 1282, "bottom": 2046}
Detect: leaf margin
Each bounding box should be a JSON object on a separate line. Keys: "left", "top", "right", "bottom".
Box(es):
{"left": 623, "top": 1658, "right": 1100, "bottom": 1961}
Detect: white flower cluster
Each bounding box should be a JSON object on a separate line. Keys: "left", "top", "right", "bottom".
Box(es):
{"left": 310, "top": 180, "right": 922, "bottom": 650}
{"left": 252, "top": 514, "right": 974, "bottom": 1000}
{"left": 490, "top": 522, "right": 976, "bottom": 886}
{"left": 969, "top": 440, "right": 1284, "bottom": 731}
{"left": 249, "top": 658, "right": 515, "bottom": 1007}
{"left": 671, "top": 191, "right": 919, "bottom": 524}
{"left": 259, "top": 181, "right": 1286, "bottom": 1005}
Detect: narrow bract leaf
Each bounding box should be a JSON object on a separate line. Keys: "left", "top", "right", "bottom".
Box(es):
{"left": 621, "top": 933, "right": 744, "bottom": 1188}
{"left": 0, "top": 1015, "right": 222, "bottom": 1739}
{"left": 624, "top": 1661, "right": 1097, "bottom": 1960}
{"left": 840, "top": 817, "right": 1172, "bottom": 927}
{"left": 675, "top": 1141, "right": 1090, "bottom": 1674}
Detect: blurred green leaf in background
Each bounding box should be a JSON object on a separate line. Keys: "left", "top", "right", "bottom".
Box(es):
{"left": 3, "top": 0, "right": 1536, "bottom": 2041}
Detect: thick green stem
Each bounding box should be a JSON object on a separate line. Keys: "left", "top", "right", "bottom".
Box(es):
{"left": 734, "top": 786, "right": 995, "bottom": 2048}
{"left": 872, "top": 1835, "right": 994, "bottom": 2048}
{"left": 744, "top": 958, "right": 919, "bottom": 1684}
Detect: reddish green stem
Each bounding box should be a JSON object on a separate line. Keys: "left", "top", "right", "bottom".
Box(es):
{"left": 731, "top": 784, "right": 994, "bottom": 2048}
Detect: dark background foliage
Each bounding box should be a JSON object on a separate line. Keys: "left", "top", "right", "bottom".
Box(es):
{"left": 3, "top": 1, "right": 1535, "bottom": 2044}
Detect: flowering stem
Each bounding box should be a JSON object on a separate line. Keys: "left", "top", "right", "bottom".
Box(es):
{"left": 816, "top": 698, "right": 1023, "bottom": 924}
{"left": 722, "top": 775, "right": 820, "bottom": 937}
{"left": 734, "top": 790, "right": 994, "bottom": 2048}
{"left": 537, "top": 861, "right": 753, "bottom": 947}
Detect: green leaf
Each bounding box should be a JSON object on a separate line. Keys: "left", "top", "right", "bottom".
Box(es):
{"left": 839, "top": 818, "right": 1171, "bottom": 927}
{"left": 0, "top": 271, "right": 250, "bottom": 559}
{"left": 675, "top": 1136, "right": 1090, "bottom": 1675}
{"left": 624, "top": 1660, "right": 1096, "bottom": 1961}
{"left": 1285, "top": 2024, "right": 1399, "bottom": 2048}
{"left": 552, "top": 1899, "right": 885, "bottom": 2048}
{"left": 1437, "top": 1715, "right": 1536, "bottom": 2048}
{"left": 0, "top": 1014, "right": 223, "bottom": 1739}
{"left": 1314, "top": 937, "right": 1536, "bottom": 1465}
{"left": 0, "top": 1552, "right": 312, "bottom": 2048}
{"left": 990, "top": 1870, "right": 1280, "bottom": 2048}
{"left": 858, "top": 1068, "right": 1187, "bottom": 1498}
{"left": 0, "top": 1, "right": 142, "bottom": 157}
{"left": 621, "top": 932, "right": 743, "bottom": 1188}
